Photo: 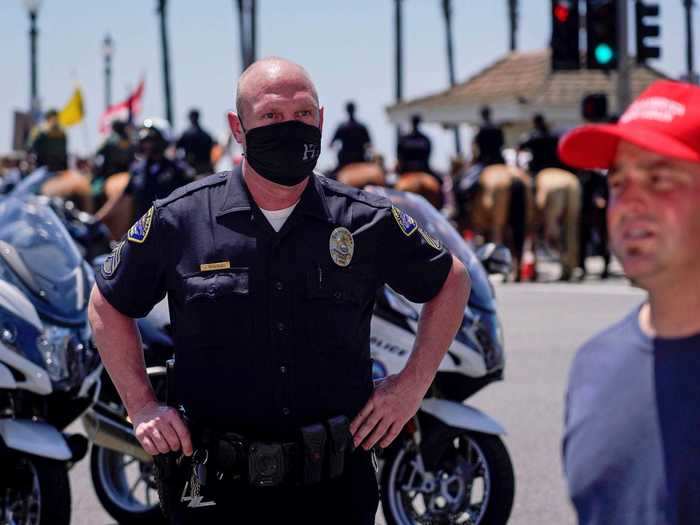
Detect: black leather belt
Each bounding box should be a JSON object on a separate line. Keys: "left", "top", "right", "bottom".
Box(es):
{"left": 195, "top": 415, "right": 353, "bottom": 489}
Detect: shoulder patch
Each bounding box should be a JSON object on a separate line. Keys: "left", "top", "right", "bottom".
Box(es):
{"left": 391, "top": 206, "right": 418, "bottom": 237}
{"left": 419, "top": 228, "right": 442, "bottom": 251}
{"left": 101, "top": 240, "right": 124, "bottom": 278}
{"left": 128, "top": 207, "right": 154, "bottom": 243}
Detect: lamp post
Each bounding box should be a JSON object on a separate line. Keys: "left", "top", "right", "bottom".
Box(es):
{"left": 157, "top": 0, "right": 174, "bottom": 126}
{"left": 102, "top": 34, "right": 114, "bottom": 110}
{"left": 23, "top": 0, "right": 42, "bottom": 115}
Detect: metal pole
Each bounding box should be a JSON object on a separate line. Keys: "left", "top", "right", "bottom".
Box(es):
{"left": 158, "top": 0, "right": 174, "bottom": 126}
{"left": 395, "top": 0, "right": 403, "bottom": 142}
{"left": 442, "top": 0, "right": 462, "bottom": 155}
{"left": 104, "top": 35, "right": 113, "bottom": 110}
{"left": 29, "top": 10, "right": 38, "bottom": 113}
{"left": 508, "top": 0, "right": 518, "bottom": 52}
{"left": 616, "top": 0, "right": 631, "bottom": 113}
{"left": 684, "top": 0, "right": 696, "bottom": 82}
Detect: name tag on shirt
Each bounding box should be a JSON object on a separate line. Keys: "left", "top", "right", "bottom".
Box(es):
{"left": 200, "top": 261, "right": 231, "bottom": 272}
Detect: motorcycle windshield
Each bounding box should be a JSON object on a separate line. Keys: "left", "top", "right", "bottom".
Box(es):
{"left": 0, "top": 196, "right": 87, "bottom": 320}
{"left": 367, "top": 187, "right": 496, "bottom": 313}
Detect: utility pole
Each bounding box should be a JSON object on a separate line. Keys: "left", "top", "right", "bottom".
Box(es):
{"left": 683, "top": 0, "right": 697, "bottom": 82}
{"left": 442, "top": 0, "right": 462, "bottom": 155}
{"left": 157, "top": 0, "right": 174, "bottom": 126}
{"left": 616, "top": 0, "right": 631, "bottom": 113}
{"left": 508, "top": 0, "right": 519, "bottom": 51}
{"left": 236, "top": 0, "right": 256, "bottom": 71}
{"left": 395, "top": 0, "right": 404, "bottom": 142}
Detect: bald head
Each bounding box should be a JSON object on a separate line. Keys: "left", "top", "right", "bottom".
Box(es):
{"left": 235, "top": 57, "right": 319, "bottom": 128}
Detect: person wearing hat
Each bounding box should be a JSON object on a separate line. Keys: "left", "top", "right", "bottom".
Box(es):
{"left": 559, "top": 80, "right": 700, "bottom": 525}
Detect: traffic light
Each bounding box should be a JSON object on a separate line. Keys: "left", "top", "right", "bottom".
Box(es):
{"left": 551, "top": 0, "right": 580, "bottom": 70}
{"left": 586, "top": 0, "right": 618, "bottom": 70}
{"left": 635, "top": 1, "right": 661, "bottom": 64}
{"left": 581, "top": 93, "right": 608, "bottom": 121}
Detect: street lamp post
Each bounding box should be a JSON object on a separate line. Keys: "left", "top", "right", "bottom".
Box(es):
{"left": 157, "top": 0, "right": 174, "bottom": 126}
{"left": 395, "top": 0, "right": 403, "bottom": 142}
{"left": 102, "top": 34, "right": 114, "bottom": 110}
{"left": 23, "top": 0, "right": 42, "bottom": 115}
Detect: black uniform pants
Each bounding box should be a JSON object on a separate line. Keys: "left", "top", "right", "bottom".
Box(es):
{"left": 179, "top": 450, "right": 378, "bottom": 524}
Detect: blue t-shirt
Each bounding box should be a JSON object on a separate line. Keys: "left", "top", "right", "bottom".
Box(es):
{"left": 563, "top": 305, "right": 700, "bottom": 525}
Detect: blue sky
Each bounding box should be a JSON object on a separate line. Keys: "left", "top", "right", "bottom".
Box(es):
{"left": 0, "top": 0, "right": 696, "bottom": 171}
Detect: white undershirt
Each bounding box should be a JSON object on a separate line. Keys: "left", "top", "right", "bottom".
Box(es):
{"left": 260, "top": 202, "right": 299, "bottom": 232}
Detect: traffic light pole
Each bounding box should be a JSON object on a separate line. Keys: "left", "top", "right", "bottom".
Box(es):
{"left": 616, "top": 0, "right": 631, "bottom": 113}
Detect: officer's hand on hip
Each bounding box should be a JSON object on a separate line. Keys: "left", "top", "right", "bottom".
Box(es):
{"left": 131, "top": 401, "right": 193, "bottom": 457}
{"left": 350, "top": 373, "right": 424, "bottom": 451}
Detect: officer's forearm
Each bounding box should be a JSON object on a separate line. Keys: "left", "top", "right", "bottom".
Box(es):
{"left": 88, "top": 285, "right": 157, "bottom": 415}
{"left": 400, "top": 256, "right": 470, "bottom": 391}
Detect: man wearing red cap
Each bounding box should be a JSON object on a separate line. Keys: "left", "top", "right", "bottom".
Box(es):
{"left": 559, "top": 80, "right": 700, "bottom": 525}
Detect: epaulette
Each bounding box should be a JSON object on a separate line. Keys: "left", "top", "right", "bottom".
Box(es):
{"left": 317, "top": 175, "right": 391, "bottom": 210}
{"left": 155, "top": 171, "right": 229, "bottom": 208}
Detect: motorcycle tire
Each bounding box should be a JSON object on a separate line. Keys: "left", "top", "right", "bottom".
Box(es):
{"left": 380, "top": 428, "right": 515, "bottom": 525}
{"left": 90, "top": 444, "right": 166, "bottom": 525}
{"left": 2, "top": 455, "right": 71, "bottom": 525}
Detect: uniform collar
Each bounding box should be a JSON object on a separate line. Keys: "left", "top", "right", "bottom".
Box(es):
{"left": 217, "top": 164, "right": 333, "bottom": 223}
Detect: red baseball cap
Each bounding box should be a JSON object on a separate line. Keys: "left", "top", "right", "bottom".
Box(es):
{"left": 558, "top": 80, "right": 700, "bottom": 169}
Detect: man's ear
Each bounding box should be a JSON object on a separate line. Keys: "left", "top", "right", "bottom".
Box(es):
{"left": 228, "top": 112, "right": 245, "bottom": 145}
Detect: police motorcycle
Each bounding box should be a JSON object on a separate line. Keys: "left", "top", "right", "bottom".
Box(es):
{"left": 0, "top": 194, "right": 102, "bottom": 525}
{"left": 78, "top": 187, "right": 514, "bottom": 525}
{"left": 367, "top": 187, "right": 514, "bottom": 525}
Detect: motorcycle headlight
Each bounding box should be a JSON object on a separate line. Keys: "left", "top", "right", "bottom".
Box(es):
{"left": 36, "top": 325, "right": 98, "bottom": 390}
{"left": 36, "top": 326, "right": 73, "bottom": 383}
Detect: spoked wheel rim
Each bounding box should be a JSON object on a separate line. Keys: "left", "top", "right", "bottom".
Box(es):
{"left": 387, "top": 435, "right": 492, "bottom": 525}
{"left": 96, "top": 447, "right": 160, "bottom": 514}
{"left": 1, "top": 458, "right": 41, "bottom": 525}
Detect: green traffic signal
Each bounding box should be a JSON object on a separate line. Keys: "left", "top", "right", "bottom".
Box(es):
{"left": 594, "top": 43, "right": 614, "bottom": 65}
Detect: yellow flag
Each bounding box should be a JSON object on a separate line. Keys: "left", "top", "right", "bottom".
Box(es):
{"left": 58, "top": 87, "right": 84, "bottom": 127}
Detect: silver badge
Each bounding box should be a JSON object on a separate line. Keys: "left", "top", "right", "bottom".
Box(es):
{"left": 329, "top": 227, "right": 354, "bottom": 267}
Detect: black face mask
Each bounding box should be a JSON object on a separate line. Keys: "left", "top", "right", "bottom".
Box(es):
{"left": 243, "top": 120, "right": 322, "bottom": 186}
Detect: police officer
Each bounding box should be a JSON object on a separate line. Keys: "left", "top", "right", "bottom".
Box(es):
{"left": 88, "top": 57, "right": 470, "bottom": 524}
{"left": 176, "top": 109, "right": 216, "bottom": 176}
{"left": 518, "top": 113, "right": 563, "bottom": 177}
{"left": 330, "top": 101, "right": 372, "bottom": 171}
{"left": 397, "top": 114, "right": 433, "bottom": 175}
{"left": 473, "top": 105, "right": 505, "bottom": 167}
{"left": 98, "top": 118, "right": 194, "bottom": 224}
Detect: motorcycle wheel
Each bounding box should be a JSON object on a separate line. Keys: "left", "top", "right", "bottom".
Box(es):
{"left": 0, "top": 455, "right": 70, "bottom": 525}
{"left": 381, "top": 428, "right": 514, "bottom": 525}
{"left": 90, "top": 444, "right": 166, "bottom": 525}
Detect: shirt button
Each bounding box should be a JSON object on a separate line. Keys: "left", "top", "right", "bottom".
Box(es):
{"left": 333, "top": 291, "right": 342, "bottom": 300}
{"left": 280, "top": 366, "right": 287, "bottom": 374}
{"left": 276, "top": 322, "right": 286, "bottom": 333}
{"left": 274, "top": 281, "right": 284, "bottom": 291}
{"left": 282, "top": 407, "right": 290, "bottom": 416}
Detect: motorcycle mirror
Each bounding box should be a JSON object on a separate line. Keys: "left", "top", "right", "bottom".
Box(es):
{"left": 475, "top": 243, "right": 513, "bottom": 277}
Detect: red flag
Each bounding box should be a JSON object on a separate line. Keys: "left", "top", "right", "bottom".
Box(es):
{"left": 99, "top": 79, "right": 145, "bottom": 134}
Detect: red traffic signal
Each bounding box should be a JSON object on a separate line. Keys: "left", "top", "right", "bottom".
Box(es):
{"left": 554, "top": 3, "right": 570, "bottom": 22}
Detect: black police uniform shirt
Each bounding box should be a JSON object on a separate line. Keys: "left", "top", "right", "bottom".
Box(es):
{"left": 124, "top": 157, "right": 194, "bottom": 220}
{"left": 96, "top": 167, "right": 452, "bottom": 440}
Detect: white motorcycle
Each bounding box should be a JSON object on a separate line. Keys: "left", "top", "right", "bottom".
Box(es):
{"left": 0, "top": 195, "right": 102, "bottom": 525}
{"left": 368, "top": 187, "right": 514, "bottom": 525}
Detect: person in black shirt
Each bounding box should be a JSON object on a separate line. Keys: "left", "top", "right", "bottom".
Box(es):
{"left": 27, "top": 109, "right": 68, "bottom": 172}
{"left": 473, "top": 106, "right": 505, "bottom": 166}
{"left": 176, "top": 109, "right": 215, "bottom": 176}
{"left": 397, "top": 114, "right": 432, "bottom": 175}
{"left": 518, "top": 114, "right": 562, "bottom": 177}
{"left": 92, "top": 120, "right": 137, "bottom": 207}
{"left": 330, "top": 101, "right": 372, "bottom": 171}
{"left": 88, "top": 57, "right": 470, "bottom": 524}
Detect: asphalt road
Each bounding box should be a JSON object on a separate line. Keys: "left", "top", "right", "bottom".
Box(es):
{"left": 67, "top": 268, "right": 645, "bottom": 524}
